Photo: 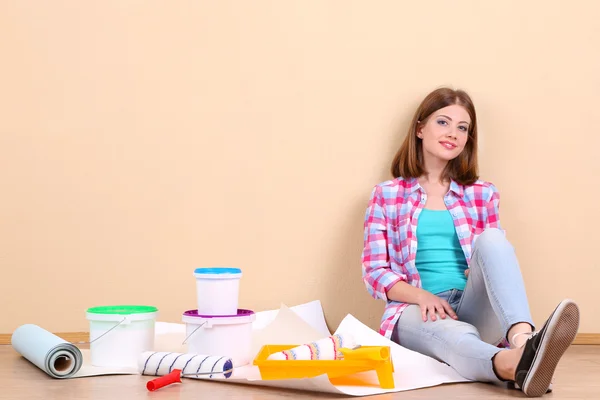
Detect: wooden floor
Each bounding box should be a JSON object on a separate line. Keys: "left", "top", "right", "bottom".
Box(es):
{"left": 2, "top": 345, "right": 600, "bottom": 399}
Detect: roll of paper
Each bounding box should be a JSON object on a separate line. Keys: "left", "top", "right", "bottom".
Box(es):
{"left": 267, "top": 333, "right": 358, "bottom": 360}
{"left": 138, "top": 351, "right": 233, "bottom": 379}
{"left": 11, "top": 324, "right": 84, "bottom": 378}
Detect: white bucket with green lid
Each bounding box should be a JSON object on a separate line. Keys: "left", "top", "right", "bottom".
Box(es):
{"left": 86, "top": 305, "right": 158, "bottom": 368}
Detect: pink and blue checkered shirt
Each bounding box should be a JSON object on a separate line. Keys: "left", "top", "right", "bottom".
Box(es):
{"left": 361, "top": 176, "right": 502, "bottom": 339}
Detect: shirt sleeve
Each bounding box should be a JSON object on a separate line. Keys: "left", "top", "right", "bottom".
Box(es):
{"left": 485, "top": 184, "right": 504, "bottom": 232}
{"left": 361, "top": 186, "right": 407, "bottom": 301}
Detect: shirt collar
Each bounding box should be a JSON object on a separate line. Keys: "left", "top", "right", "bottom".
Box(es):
{"left": 406, "top": 177, "right": 421, "bottom": 194}
{"left": 406, "top": 177, "right": 464, "bottom": 197}
{"left": 449, "top": 179, "right": 464, "bottom": 197}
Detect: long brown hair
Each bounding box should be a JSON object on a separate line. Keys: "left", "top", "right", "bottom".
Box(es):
{"left": 390, "top": 87, "right": 479, "bottom": 185}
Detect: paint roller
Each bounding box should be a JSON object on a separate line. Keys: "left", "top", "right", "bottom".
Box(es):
{"left": 138, "top": 351, "right": 234, "bottom": 391}
{"left": 266, "top": 333, "right": 358, "bottom": 360}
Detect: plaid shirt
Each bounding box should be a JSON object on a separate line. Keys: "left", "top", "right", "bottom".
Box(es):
{"left": 361, "top": 176, "right": 503, "bottom": 339}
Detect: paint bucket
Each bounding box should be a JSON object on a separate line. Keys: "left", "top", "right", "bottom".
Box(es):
{"left": 86, "top": 305, "right": 158, "bottom": 368}
{"left": 182, "top": 309, "right": 255, "bottom": 367}
{"left": 193, "top": 267, "right": 242, "bottom": 316}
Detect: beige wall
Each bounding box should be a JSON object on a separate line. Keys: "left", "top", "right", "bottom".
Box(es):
{"left": 1, "top": 1, "right": 599, "bottom": 335}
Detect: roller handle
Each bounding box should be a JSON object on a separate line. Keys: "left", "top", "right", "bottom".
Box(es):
{"left": 146, "top": 369, "right": 182, "bottom": 391}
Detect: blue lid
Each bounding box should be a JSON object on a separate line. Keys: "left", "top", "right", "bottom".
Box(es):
{"left": 194, "top": 267, "right": 241, "bottom": 274}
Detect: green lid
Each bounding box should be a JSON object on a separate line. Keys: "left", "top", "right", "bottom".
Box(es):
{"left": 86, "top": 305, "right": 158, "bottom": 315}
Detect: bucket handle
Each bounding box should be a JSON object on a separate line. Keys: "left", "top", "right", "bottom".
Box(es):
{"left": 182, "top": 321, "right": 207, "bottom": 345}
{"left": 87, "top": 317, "right": 128, "bottom": 344}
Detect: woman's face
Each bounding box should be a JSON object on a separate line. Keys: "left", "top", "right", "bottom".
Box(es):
{"left": 417, "top": 104, "right": 471, "bottom": 164}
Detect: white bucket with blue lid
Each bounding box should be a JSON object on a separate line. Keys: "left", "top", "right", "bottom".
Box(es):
{"left": 194, "top": 267, "right": 242, "bottom": 316}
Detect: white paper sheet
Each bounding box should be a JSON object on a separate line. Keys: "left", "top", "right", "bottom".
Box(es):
{"left": 250, "top": 304, "right": 326, "bottom": 356}
{"left": 252, "top": 300, "right": 331, "bottom": 336}
{"left": 77, "top": 349, "right": 138, "bottom": 377}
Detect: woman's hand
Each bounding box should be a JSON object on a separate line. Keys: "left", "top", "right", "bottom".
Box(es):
{"left": 415, "top": 290, "right": 458, "bottom": 322}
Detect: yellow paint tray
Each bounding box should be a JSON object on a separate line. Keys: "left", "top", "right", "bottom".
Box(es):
{"left": 253, "top": 344, "right": 395, "bottom": 389}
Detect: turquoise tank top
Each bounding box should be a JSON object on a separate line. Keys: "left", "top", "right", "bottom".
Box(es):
{"left": 416, "top": 209, "right": 468, "bottom": 295}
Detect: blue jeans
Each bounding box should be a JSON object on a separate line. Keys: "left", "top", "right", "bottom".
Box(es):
{"left": 391, "top": 228, "right": 535, "bottom": 382}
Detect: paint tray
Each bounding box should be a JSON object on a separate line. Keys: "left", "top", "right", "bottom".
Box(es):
{"left": 252, "top": 344, "right": 395, "bottom": 389}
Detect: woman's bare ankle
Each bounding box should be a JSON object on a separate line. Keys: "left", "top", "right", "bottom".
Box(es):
{"left": 507, "top": 323, "right": 533, "bottom": 349}
{"left": 493, "top": 348, "right": 523, "bottom": 381}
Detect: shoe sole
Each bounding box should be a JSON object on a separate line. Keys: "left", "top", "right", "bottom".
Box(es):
{"left": 522, "top": 299, "right": 580, "bottom": 397}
